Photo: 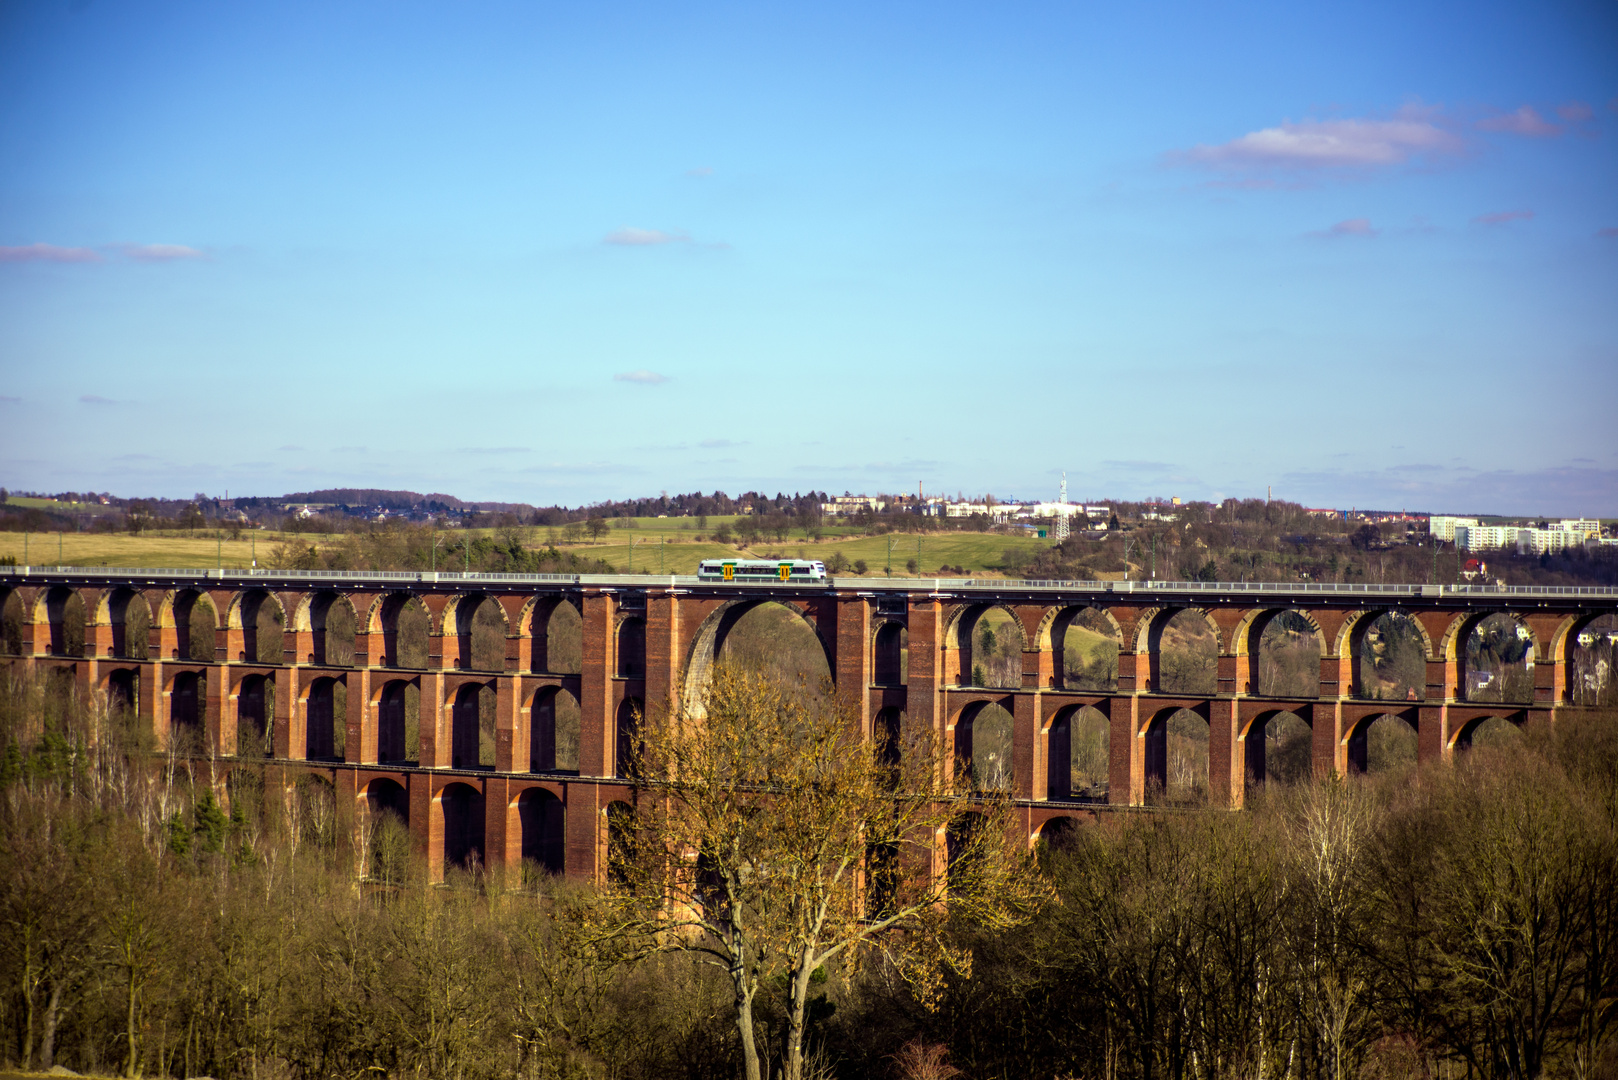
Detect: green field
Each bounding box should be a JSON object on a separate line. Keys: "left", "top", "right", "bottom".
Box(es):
{"left": 0, "top": 526, "right": 1062, "bottom": 577}
{"left": 0, "top": 530, "right": 275, "bottom": 570}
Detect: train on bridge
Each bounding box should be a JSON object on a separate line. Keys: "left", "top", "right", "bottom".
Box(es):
{"left": 3, "top": 565, "right": 1614, "bottom": 882}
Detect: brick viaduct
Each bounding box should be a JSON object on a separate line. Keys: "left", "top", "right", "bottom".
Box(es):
{"left": 3, "top": 567, "right": 1614, "bottom": 882}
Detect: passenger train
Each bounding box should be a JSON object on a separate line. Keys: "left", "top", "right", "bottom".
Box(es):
{"left": 697, "top": 559, "right": 828, "bottom": 582}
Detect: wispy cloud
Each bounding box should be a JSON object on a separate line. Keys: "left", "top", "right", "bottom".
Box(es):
{"left": 520, "top": 461, "right": 639, "bottom": 476}
{"left": 1176, "top": 109, "right": 1463, "bottom": 173}
{"left": 79, "top": 394, "right": 118, "bottom": 404}
{"left": 614, "top": 370, "right": 669, "bottom": 385}
{"left": 1, "top": 243, "right": 103, "bottom": 264}
{"left": 1477, "top": 105, "right": 1560, "bottom": 137}
{"left": 1310, "top": 217, "right": 1378, "bottom": 238}
{"left": 275, "top": 444, "right": 305, "bottom": 452}
{"left": 1473, "top": 209, "right": 1534, "bottom": 226}
{"left": 456, "top": 446, "right": 530, "bottom": 455}
{"left": 1102, "top": 460, "right": 1175, "bottom": 472}
{"left": 685, "top": 166, "right": 714, "bottom": 177}
{"left": 115, "top": 243, "right": 206, "bottom": 262}
{"left": 1281, "top": 463, "right": 1618, "bottom": 516}
{"left": 604, "top": 227, "right": 689, "bottom": 246}
{"left": 1557, "top": 101, "right": 1594, "bottom": 123}
{"left": 699, "top": 438, "right": 744, "bottom": 449}
{"left": 0, "top": 396, "right": 19, "bottom": 404}
{"left": 1597, "top": 227, "right": 1618, "bottom": 240}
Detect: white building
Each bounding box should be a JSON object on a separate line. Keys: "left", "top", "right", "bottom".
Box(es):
{"left": 818, "top": 495, "right": 886, "bottom": 516}
{"left": 1022, "top": 502, "right": 1086, "bottom": 519}
{"left": 1456, "top": 525, "right": 1515, "bottom": 551}
{"left": 1517, "top": 527, "right": 1577, "bottom": 556}
{"left": 1430, "top": 515, "right": 1480, "bottom": 542}
{"left": 1558, "top": 519, "right": 1602, "bottom": 539}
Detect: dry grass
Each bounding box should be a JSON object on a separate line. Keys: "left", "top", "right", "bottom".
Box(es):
{"left": 2, "top": 528, "right": 1060, "bottom": 577}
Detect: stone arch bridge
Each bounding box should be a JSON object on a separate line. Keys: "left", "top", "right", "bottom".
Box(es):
{"left": 3, "top": 566, "right": 1614, "bottom": 881}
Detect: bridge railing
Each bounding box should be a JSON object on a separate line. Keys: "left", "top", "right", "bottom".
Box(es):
{"left": 2, "top": 566, "right": 1616, "bottom": 599}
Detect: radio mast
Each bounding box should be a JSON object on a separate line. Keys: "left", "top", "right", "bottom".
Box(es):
{"left": 1054, "top": 471, "right": 1069, "bottom": 541}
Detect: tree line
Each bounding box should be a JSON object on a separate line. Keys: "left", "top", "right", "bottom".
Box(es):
{"left": 2, "top": 665, "right": 1618, "bottom": 1079}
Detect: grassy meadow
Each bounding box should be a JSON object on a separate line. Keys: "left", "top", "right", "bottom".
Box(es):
{"left": 0, "top": 520, "right": 1069, "bottom": 577}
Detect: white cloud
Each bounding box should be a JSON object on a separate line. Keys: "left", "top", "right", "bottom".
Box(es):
{"left": 614, "top": 370, "right": 670, "bottom": 385}
{"left": 1311, "top": 217, "right": 1378, "bottom": 238}
{"left": 1477, "top": 105, "right": 1560, "bottom": 137}
{"left": 1179, "top": 113, "right": 1463, "bottom": 171}
{"left": 0, "top": 243, "right": 102, "bottom": 263}
{"left": 117, "top": 243, "right": 206, "bottom": 262}
{"left": 604, "top": 227, "right": 689, "bottom": 246}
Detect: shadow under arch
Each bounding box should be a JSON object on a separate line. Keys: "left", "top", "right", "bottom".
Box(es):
{"left": 237, "top": 672, "right": 275, "bottom": 758}
{"left": 529, "top": 685, "right": 580, "bottom": 773}
{"left": 232, "top": 588, "right": 285, "bottom": 665}
{"left": 437, "top": 782, "right": 485, "bottom": 872}
{"left": 450, "top": 591, "right": 508, "bottom": 673}
{"left": 1345, "top": 711, "right": 1419, "bottom": 774}
{"left": 377, "top": 592, "right": 431, "bottom": 669}
{"left": 1240, "top": 708, "right": 1312, "bottom": 788}
{"left": 163, "top": 588, "right": 218, "bottom": 663}
{"left": 515, "top": 787, "right": 565, "bottom": 877}
{"left": 872, "top": 620, "right": 908, "bottom": 686}
{"left": 295, "top": 591, "right": 357, "bottom": 668}
{"left": 42, "top": 585, "right": 86, "bottom": 658}
{"left": 376, "top": 678, "right": 420, "bottom": 764}
{"left": 1034, "top": 815, "right": 1082, "bottom": 854}
{"left": 450, "top": 681, "right": 495, "bottom": 769}
{"left": 530, "top": 596, "right": 583, "bottom": 675}
{"left": 1046, "top": 703, "right": 1109, "bottom": 801}
{"left": 1, "top": 588, "right": 25, "bottom": 655}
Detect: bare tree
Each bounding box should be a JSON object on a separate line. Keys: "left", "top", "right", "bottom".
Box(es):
{"left": 611, "top": 665, "right": 1048, "bottom": 1080}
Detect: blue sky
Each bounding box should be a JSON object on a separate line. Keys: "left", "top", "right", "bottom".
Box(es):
{"left": 1, "top": 0, "right": 1614, "bottom": 514}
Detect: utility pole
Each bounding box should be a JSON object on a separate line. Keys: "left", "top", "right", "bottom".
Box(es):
{"left": 886, "top": 536, "right": 893, "bottom": 576}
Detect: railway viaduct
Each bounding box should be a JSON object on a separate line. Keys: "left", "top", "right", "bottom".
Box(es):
{"left": 2, "top": 566, "right": 1615, "bottom": 882}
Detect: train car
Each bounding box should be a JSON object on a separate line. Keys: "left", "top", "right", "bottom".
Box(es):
{"left": 697, "top": 559, "right": 828, "bottom": 582}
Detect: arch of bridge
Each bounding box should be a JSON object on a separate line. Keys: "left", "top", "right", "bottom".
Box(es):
{"left": 1031, "top": 603, "right": 1124, "bottom": 650}
{"left": 1131, "top": 605, "right": 1221, "bottom": 655}
{"left": 678, "top": 597, "right": 829, "bottom": 717}
{"left": 1330, "top": 608, "right": 1439, "bottom": 662}
{"left": 1436, "top": 609, "right": 1539, "bottom": 663}
{"left": 1227, "top": 606, "right": 1327, "bottom": 657}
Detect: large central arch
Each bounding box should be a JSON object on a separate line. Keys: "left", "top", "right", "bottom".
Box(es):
{"left": 679, "top": 598, "right": 832, "bottom": 716}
